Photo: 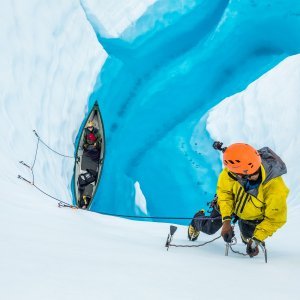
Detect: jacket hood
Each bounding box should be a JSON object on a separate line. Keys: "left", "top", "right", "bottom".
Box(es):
{"left": 259, "top": 147, "right": 287, "bottom": 184}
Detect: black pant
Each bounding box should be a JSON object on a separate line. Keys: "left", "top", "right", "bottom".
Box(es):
{"left": 192, "top": 205, "right": 222, "bottom": 235}
{"left": 192, "top": 206, "right": 262, "bottom": 238}
{"left": 238, "top": 219, "right": 263, "bottom": 241}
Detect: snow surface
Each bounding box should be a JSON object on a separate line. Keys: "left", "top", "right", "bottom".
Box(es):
{"left": 1, "top": 0, "right": 300, "bottom": 299}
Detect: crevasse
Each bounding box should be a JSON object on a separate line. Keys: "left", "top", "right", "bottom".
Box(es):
{"left": 79, "top": 0, "right": 300, "bottom": 223}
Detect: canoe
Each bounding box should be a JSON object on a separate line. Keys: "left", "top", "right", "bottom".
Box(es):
{"left": 73, "top": 103, "right": 105, "bottom": 209}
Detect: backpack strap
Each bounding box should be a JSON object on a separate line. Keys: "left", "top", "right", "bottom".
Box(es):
{"left": 227, "top": 171, "right": 238, "bottom": 181}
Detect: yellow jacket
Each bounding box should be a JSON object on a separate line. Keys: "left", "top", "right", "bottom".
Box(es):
{"left": 217, "top": 147, "right": 289, "bottom": 241}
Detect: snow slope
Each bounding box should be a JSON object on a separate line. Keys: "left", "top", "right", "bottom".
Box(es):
{"left": 2, "top": 181, "right": 300, "bottom": 300}
{"left": 0, "top": 0, "right": 106, "bottom": 203}
{"left": 1, "top": 1, "right": 300, "bottom": 299}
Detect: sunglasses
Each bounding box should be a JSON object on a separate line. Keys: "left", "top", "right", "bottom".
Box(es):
{"left": 234, "top": 169, "right": 260, "bottom": 180}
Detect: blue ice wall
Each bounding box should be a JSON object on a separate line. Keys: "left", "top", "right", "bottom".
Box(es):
{"left": 83, "top": 0, "right": 300, "bottom": 224}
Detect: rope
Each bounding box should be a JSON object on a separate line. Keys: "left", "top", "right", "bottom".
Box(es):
{"left": 17, "top": 174, "right": 74, "bottom": 207}
{"left": 227, "top": 237, "right": 268, "bottom": 263}
{"left": 31, "top": 136, "right": 39, "bottom": 184}
{"left": 33, "top": 130, "right": 75, "bottom": 159}
{"left": 32, "top": 135, "right": 40, "bottom": 169}
{"left": 18, "top": 130, "right": 75, "bottom": 208}
{"left": 17, "top": 176, "right": 221, "bottom": 220}
{"left": 169, "top": 235, "right": 221, "bottom": 248}
{"left": 33, "top": 185, "right": 71, "bottom": 206}
{"left": 82, "top": 211, "right": 222, "bottom": 220}
{"left": 17, "top": 173, "right": 223, "bottom": 220}
{"left": 229, "top": 244, "right": 248, "bottom": 256}
{"left": 19, "top": 130, "right": 223, "bottom": 221}
{"left": 17, "top": 171, "right": 222, "bottom": 220}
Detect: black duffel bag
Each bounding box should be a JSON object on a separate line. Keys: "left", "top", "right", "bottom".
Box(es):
{"left": 77, "top": 169, "right": 98, "bottom": 188}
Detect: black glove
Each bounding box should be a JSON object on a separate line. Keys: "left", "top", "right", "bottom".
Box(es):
{"left": 221, "top": 220, "right": 235, "bottom": 243}
{"left": 223, "top": 230, "right": 235, "bottom": 243}
{"left": 246, "top": 238, "right": 262, "bottom": 257}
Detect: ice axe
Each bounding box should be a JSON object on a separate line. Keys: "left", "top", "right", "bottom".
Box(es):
{"left": 223, "top": 230, "right": 235, "bottom": 256}
{"left": 165, "top": 225, "right": 178, "bottom": 250}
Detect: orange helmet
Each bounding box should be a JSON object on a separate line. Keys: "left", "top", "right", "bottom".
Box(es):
{"left": 223, "top": 143, "right": 261, "bottom": 175}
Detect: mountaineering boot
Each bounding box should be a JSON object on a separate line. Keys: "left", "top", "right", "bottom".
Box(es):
{"left": 188, "top": 224, "right": 200, "bottom": 241}
{"left": 188, "top": 209, "right": 205, "bottom": 241}
{"left": 80, "top": 195, "right": 91, "bottom": 209}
